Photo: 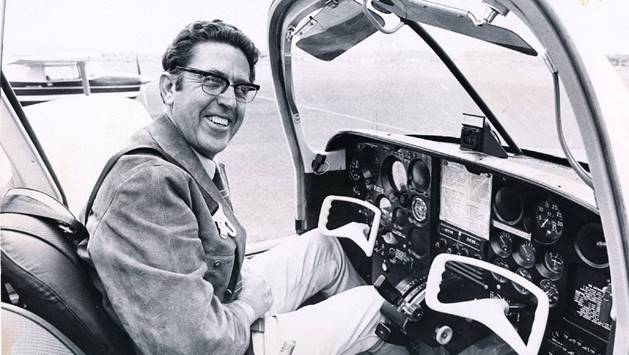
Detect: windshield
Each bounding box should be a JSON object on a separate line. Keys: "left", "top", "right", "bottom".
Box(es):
{"left": 293, "top": 26, "right": 480, "bottom": 149}
{"left": 291, "top": 0, "right": 629, "bottom": 162}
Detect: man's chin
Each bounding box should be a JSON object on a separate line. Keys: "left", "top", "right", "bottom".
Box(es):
{"left": 197, "top": 142, "right": 228, "bottom": 159}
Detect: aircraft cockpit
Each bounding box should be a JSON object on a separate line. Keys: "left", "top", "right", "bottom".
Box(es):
{"left": 267, "top": 0, "right": 628, "bottom": 353}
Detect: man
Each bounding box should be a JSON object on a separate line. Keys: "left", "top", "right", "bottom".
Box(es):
{"left": 80, "top": 20, "right": 401, "bottom": 354}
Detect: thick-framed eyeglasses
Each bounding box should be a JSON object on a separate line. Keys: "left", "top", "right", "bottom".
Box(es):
{"left": 176, "top": 66, "right": 260, "bottom": 103}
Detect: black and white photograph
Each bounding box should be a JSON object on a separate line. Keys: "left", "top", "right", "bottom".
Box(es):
{"left": 1, "top": 0, "right": 628, "bottom": 354}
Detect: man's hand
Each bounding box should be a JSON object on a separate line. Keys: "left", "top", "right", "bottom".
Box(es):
{"left": 237, "top": 265, "right": 273, "bottom": 320}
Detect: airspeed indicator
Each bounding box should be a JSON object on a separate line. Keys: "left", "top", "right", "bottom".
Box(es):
{"left": 535, "top": 199, "right": 564, "bottom": 243}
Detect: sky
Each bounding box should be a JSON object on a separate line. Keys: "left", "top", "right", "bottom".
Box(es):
{"left": 2, "top": 0, "right": 629, "bottom": 58}
{"left": 3, "top": 0, "right": 275, "bottom": 56}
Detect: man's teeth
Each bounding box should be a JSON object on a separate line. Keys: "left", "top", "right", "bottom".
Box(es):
{"left": 208, "top": 116, "right": 229, "bottom": 127}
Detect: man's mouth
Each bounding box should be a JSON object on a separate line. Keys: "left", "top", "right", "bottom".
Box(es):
{"left": 205, "top": 115, "right": 230, "bottom": 127}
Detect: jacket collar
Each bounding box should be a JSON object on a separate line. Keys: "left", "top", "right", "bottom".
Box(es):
{"left": 145, "top": 114, "right": 222, "bottom": 206}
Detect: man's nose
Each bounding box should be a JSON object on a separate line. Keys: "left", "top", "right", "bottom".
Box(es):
{"left": 216, "top": 87, "right": 238, "bottom": 108}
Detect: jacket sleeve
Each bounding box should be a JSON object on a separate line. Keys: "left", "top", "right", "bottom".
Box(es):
{"left": 87, "top": 163, "right": 253, "bottom": 355}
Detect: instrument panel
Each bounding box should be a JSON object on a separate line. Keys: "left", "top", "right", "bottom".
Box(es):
{"left": 344, "top": 140, "right": 612, "bottom": 355}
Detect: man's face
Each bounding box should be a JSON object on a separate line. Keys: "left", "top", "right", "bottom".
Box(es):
{"left": 164, "top": 41, "right": 250, "bottom": 159}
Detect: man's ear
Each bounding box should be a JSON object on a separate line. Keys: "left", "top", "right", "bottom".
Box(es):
{"left": 159, "top": 72, "right": 176, "bottom": 106}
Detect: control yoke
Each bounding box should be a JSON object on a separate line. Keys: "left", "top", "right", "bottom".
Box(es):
{"left": 426, "top": 254, "right": 550, "bottom": 355}
{"left": 318, "top": 195, "right": 381, "bottom": 257}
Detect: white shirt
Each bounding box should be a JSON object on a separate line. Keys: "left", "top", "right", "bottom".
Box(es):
{"left": 192, "top": 149, "right": 217, "bottom": 180}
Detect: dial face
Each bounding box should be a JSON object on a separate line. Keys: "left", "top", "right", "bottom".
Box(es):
{"left": 513, "top": 267, "right": 533, "bottom": 295}
{"left": 493, "top": 187, "right": 524, "bottom": 225}
{"left": 543, "top": 251, "right": 565, "bottom": 279}
{"left": 379, "top": 197, "right": 393, "bottom": 227}
{"left": 349, "top": 158, "right": 361, "bottom": 181}
{"left": 390, "top": 160, "right": 408, "bottom": 192}
{"left": 539, "top": 279, "right": 559, "bottom": 306}
{"left": 492, "top": 258, "right": 510, "bottom": 284}
{"left": 410, "top": 159, "right": 430, "bottom": 191}
{"left": 535, "top": 199, "right": 564, "bottom": 243}
{"left": 411, "top": 197, "right": 428, "bottom": 223}
{"left": 575, "top": 223, "right": 608, "bottom": 268}
{"left": 515, "top": 240, "right": 536, "bottom": 268}
{"left": 491, "top": 230, "right": 513, "bottom": 258}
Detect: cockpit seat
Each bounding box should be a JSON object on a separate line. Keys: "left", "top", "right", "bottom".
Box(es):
{"left": 0, "top": 188, "right": 134, "bottom": 354}
{"left": 2, "top": 302, "right": 85, "bottom": 354}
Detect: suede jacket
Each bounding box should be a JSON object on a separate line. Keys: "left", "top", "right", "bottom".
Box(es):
{"left": 78, "top": 114, "right": 252, "bottom": 354}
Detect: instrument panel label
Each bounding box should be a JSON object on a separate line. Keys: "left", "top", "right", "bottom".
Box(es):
{"left": 573, "top": 284, "right": 612, "bottom": 332}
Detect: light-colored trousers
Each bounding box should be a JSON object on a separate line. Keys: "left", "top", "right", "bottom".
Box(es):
{"left": 247, "top": 229, "right": 407, "bottom": 355}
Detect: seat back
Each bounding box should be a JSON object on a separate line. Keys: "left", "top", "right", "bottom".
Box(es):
{"left": 0, "top": 188, "right": 134, "bottom": 355}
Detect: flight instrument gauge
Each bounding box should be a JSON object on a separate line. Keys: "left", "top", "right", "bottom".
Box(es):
{"left": 411, "top": 197, "right": 428, "bottom": 223}
{"left": 541, "top": 251, "right": 564, "bottom": 280}
{"left": 490, "top": 230, "right": 513, "bottom": 258}
{"left": 535, "top": 198, "right": 564, "bottom": 243}
{"left": 514, "top": 240, "right": 536, "bottom": 268}
{"left": 513, "top": 268, "right": 533, "bottom": 295}
{"left": 349, "top": 158, "right": 361, "bottom": 181}
{"left": 409, "top": 159, "right": 430, "bottom": 192}
{"left": 390, "top": 160, "right": 408, "bottom": 192}
{"left": 492, "top": 257, "right": 510, "bottom": 284}
{"left": 575, "top": 222, "right": 608, "bottom": 268}
{"left": 493, "top": 187, "right": 524, "bottom": 225}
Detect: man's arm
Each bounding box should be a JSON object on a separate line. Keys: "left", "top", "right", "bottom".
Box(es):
{"left": 88, "top": 163, "right": 255, "bottom": 354}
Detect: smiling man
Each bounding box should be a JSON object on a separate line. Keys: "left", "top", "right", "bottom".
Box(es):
{"left": 79, "top": 20, "right": 404, "bottom": 355}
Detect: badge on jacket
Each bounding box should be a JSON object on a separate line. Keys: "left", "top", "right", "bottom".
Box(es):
{"left": 213, "top": 204, "right": 237, "bottom": 239}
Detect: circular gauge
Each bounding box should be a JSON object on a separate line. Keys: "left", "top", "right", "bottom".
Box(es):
{"left": 358, "top": 146, "right": 376, "bottom": 180}
{"left": 348, "top": 158, "right": 361, "bottom": 181}
{"left": 535, "top": 199, "right": 564, "bottom": 243}
{"left": 378, "top": 197, "right": 393, "bottom": 227}
{"left": 409, "top": 159, "right": 430, "bottom": 192}
{"left": 492, "top": 257, "right": 510, "bottom": 284}
{"left": 514, "top": 240, "right": 536, "bottom": 268}
{"left": 575, "top": 223, "right": 608, "bottom": 268}
{"left": 539, "top": 279, "right": 560, "bottom": 307}
{"left": 390, "top": 160, "right": 408, "bottom": 192}
{"left": 490, "top": 230, "right": 513, "bottom": 258}
{"left": 513, "top": 267, "right": 533, "bottom": 295}
{"left": 411, "top": 197, "right": 428, "bottom": 223}
{"left": 542, "top": 251, "right": 565, "bottom": 280}
{"left": 493, "top": 187, "right": 524, "bottom": 225}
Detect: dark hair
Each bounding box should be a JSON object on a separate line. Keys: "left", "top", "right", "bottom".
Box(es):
{"left": 162, "top": 19, "right": 260, "bottom": 89}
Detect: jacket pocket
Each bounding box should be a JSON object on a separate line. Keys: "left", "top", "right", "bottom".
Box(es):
{"left": 204, "top": 254, "right": 235, "bottom": 301}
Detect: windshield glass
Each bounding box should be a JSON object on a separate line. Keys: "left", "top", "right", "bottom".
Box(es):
{"left": 291, "top": 0, "right": 629, "bottom": 162}
{"left": 293, "top": 26, "right": 480, "bottom": 149}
